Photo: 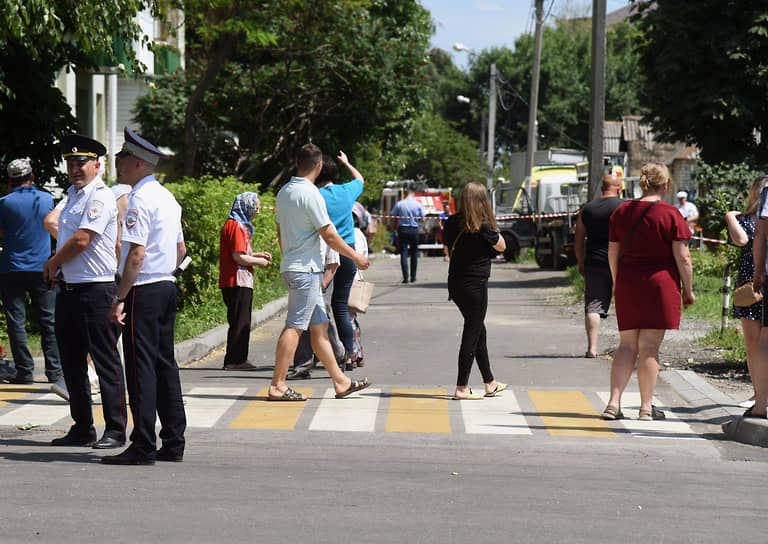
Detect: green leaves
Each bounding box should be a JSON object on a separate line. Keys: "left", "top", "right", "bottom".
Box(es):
{"left": 635, "top": 0, "right": 768, "bottom": 165}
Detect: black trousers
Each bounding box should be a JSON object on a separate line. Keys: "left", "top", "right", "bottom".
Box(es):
{"left": 448, "top": 276, "right": 494, "bottom": 386}
{"left": 123, "top": 281, "right": 186, "bottom": 458}
{"left": 55, "top": 282, "right": 127, "bottom": 441}
{"left": 221, "top": 286, "right": 253, "bottom": 366}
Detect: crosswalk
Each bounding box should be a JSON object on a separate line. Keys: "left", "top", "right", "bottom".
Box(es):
{"left": 0, "top": 384, "right": 703, "bottom": 439}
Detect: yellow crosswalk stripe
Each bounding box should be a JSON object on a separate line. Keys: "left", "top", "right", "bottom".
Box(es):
{"left": 228, "top": 387, "right": 314, "bottom": 429}
{"left": 528, "top": 390, "right": 615, "bottom": 436}
{"left": 0, "top": 386, "right": 38, "bottom": 408}
{"left": 385, "top": 388, "right": 450, "bottom": 433}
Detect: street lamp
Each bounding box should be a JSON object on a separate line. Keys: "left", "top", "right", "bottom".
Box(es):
{"left": 456, "top": 95, "right": 486, "bottom": 172}
{"left": 453, "top": 43, "right": 497, "bottom": 191}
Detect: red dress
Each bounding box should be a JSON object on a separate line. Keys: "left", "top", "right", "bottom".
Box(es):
{"left": 609, "top": 200, "right": 692, "bottom": 331}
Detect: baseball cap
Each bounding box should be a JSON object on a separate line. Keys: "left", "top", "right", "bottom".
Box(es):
{"left": 6, "top": 158, "right": 32, "bottom": 179}
{"left": 675, "top": 191, "right": 687, "bottom": 198}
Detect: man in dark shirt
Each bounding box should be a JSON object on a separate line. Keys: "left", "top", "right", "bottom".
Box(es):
{"left": 574, "top": 174, "right": 623, "bottom": 358}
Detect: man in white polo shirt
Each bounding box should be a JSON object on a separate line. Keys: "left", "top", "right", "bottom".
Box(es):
{"left": 44, "top": 134, "right": 127, "bottom": 449}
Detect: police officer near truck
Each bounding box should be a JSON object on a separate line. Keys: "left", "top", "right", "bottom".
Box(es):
{"left": 44, "top": 134, "right": 128, "bottom": 449}
{"left": 103, "top": 127, "right": 187, "bottom": 465}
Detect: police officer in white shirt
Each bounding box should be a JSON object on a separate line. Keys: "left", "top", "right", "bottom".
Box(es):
{"left": 44, "top": 134, "right": 128, "bottom": 449}
{"left": 103, "top": 127, "right": 187, "bottom": 465}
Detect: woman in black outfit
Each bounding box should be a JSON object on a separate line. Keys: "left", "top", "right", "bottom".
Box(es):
{"left": 442, "top": 182, "right": 507, "bottom": 400}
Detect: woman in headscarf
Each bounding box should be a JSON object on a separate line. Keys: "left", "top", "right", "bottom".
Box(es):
{"left": 219, "top": 192, "right": 272, "bottom": 370}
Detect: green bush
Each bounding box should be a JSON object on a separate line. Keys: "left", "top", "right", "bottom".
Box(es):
{"left": 695, "top": 161, "right": 763, "bottom": 240}
{"left": 166, "top": 177, "right": 286, "bottom": 342}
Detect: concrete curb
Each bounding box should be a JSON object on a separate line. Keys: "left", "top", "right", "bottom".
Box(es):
{"left": 174, "top": 296, "right": 288, "bottom": 366}
{"left": 662, "top": 369, "right": 768, "bottom": 447}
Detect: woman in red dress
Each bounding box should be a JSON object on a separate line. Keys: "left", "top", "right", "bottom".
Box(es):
{"left": 602, "top": 163, "right": 695, "bottom": 421}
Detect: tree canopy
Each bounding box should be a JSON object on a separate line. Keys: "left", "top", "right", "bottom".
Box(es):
{"left": 634, "top": 0, "right": 768, "bottom": 165}
{"left": 136, "top": 0, "right": 433, "bottom": 187}
{"left": 0, "top": 0, "right": 153, "bottom": 187}
{"left": 454, "top": 17, "right": 646, "bottom": 157}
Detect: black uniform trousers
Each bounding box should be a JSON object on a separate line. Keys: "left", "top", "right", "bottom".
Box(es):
{"left": 123, "top": 281, "right": 186, "bottom": 458}
{"left": 55, "top": 282, "right": 127, "bottom": 441}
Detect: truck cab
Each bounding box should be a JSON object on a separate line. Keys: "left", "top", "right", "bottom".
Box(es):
{"left": 492, "top": 163, "right": 587, "bottom": 267}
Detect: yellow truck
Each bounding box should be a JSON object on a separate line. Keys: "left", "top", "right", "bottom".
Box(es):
{"left": 492, "top": 163, "right": 588, "bottom": 268}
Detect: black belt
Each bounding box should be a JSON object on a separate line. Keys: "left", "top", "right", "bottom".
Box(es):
{"left": 60, "top": 281, "right": 112, "bottom": 292}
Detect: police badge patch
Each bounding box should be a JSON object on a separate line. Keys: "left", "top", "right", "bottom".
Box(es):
{"left": 125, "top": 208, "right": 138, "bottom": 229}
{"left": 88, "top": 200, "right": 104, "bottom": 220}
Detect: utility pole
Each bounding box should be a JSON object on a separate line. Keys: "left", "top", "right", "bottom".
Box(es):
{"left": 486, "top": 63, "right": 497, "bottom": 191}
{"left": 588, "top": 0, "right": 607, "bottom": 200}
{"left": 525, "top": 0, "right": 544, "bottom": 180}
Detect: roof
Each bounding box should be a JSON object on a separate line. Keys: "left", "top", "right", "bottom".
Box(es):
{"left": 603, "top": 121, "right": 623, "bottom": 153}
{"left": 606, "top": 1, "right": 653, "bottom": 26}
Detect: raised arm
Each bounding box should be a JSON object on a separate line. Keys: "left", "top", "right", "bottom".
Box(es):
{"left": 337, "top": 150, "right": 363, "bottom": 184}
{"left": 725, "top": 211, "right": 748, "bottom": 247}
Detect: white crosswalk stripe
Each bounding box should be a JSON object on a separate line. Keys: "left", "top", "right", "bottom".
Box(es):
{"left": 185, "top": 387, "right": 248, "bottom": 428}
{"left": 0, "top": 393, "right": 69, "bottom": 426}
{"left": 309, "top": 388, "right": 381, "bottom": 432}
{"left": 595, "top": 392, "right": 702, "bottom": 440}
{"left": 461, "top": 390, "right": 532, "bottom": 435}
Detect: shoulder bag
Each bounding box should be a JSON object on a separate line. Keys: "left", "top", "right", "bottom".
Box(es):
{"left": 348, "top": 270, "right": 374, "bottom": 313}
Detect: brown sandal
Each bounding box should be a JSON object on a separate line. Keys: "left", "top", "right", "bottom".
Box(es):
{"left": 601, "top": 405, "right": 624, "bottom": 420}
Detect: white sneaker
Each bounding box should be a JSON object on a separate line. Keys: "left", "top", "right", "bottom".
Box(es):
{"left": 50, "top": 379, "right": 69, "bottom": 402}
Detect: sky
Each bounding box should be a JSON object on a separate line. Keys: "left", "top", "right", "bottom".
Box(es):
{"left": 420, "top": 0, "right": 632, "bottom": 69}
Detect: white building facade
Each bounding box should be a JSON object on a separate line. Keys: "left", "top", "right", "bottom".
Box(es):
{"left": 54, "top": 6, "right": 184, "bottom": 183}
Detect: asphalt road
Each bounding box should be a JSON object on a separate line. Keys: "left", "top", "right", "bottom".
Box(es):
{"left": 1, "top": 255, "right": 767, "bottom": 543}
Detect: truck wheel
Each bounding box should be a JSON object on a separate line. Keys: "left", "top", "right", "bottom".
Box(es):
{"left": 502, "top": 233, "right": 520, "bottom": 262}
{"left": 551, "top": 231, "right": 566, "bottom": 270}
{"left": 534, "top": 236, "right": 553, "bottom": 268}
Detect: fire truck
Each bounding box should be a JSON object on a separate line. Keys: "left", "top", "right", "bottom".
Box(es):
{"left": 380, "top": 180, "right": 455, "bottom": 255}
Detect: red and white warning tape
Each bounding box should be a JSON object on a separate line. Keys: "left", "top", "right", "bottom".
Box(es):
{"left": 261, "top": 205, "right": 730, "bottom": 245}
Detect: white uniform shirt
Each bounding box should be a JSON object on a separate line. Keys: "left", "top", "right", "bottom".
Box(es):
{"left": 120, "top": 176, "right": 184, "bottom": 285}
{"left": 57, "top": 178, "right": 118, "bottom": 283}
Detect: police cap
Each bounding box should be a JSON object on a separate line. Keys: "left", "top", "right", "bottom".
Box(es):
{"left": 61, "top": 134, "right": 106, "bottom": 161}
{"left": 115, "top": 127, "right": 168, "bottom": 166}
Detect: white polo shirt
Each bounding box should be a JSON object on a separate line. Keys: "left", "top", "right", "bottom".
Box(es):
{"left": 58, "top": 178, "right": 118, "bottom": 283}
{"left": 120, "top": 176, "right": 184, "bottom": 285}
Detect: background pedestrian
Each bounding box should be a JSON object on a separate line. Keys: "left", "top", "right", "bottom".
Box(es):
{"left": 726, "top": 176, "right": 768, "bottom": 409}
{"left": 604, "top": 163, "right": 694, "bottom": 421}
{"left": 442, "top": 182, "right": 507, "bottom": 400}
{"left": 316, "top": 152, "right": 364, "bottom": 371}
{"left": 270, "top": 143, "right": 371, "bottom": 402}
{"left": 219, "top": 191, "right": 272, "bottom": 370}
{"left": 574, "top": 174, "right": 624, "bottom": 358}
{"left": 390, "top": 186, "right": 424, "bottom": 283}
{"left": 0, "top": 158, "right": 64, "bottom": 393}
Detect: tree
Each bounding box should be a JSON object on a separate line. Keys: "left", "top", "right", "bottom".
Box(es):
{"left": 457, "top": 17, "right": 646, "bottom": 156}
{"left": 139, "top": 0, "right": 433, "bottom": 184}
{"left": 0, "top": 0, "right": 154, "bottom": 187}
{"left": 634, "top": 1, "right": 768, "bottom": 165}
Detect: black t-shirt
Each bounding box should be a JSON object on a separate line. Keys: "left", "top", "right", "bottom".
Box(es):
{"left": 581, "top": 196, "right": 624, "bottom": 267}
{"left": 443, "top": 214, "right": 500, "bottom": 279}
